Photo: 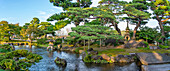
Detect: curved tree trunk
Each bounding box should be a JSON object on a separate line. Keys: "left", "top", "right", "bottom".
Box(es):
{"left": 133, "top": 21, "right": 141, "bottom": 40}
{"left": 75, "top": 22, "right": 79, "bottom": 26}
{"left": 114, "top": 23, "right": 121, "bottom": 35}
{"left": 111, "top": 22, "right": 121, "bottom": 35}
{"left": 156, "top": 16, "right": 165, "bottom": 44}
{"left": 158, "top": 21, "right": 165, "bottom": 44}
{"left": 77, "top": 0, "right": 80, "bottom": 2}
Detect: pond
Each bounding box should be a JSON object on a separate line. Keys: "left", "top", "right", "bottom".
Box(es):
{"left": 15, "top": 46, "right": 139, "bottom": 71}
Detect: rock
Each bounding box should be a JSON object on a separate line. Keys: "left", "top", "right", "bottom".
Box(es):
{"left": 87, "top": 48, "right": 93, "bottom": 51}
{"left": 100, "top": 54, "right": 110, "bottom": 61}
{"left": 88, "top": 51, "right": 98, "bottom": 55}
{"left": 129, "top": 53, "right": 136, "bottom": 57}
{"left": 165, "top": 47, "right": 170, "bottom": 50}
{"left": 124, "top": 40, "right": 147, "bottom": 48}
{"left": 81, "top": 52, "right": 87, "bottom": 59}
{"left": 164, "top": 53, "right": 169, "bottom": 56}
{"left": 110, "top": 56, "right": 115, "bottom": 63}
{"left": 119, "top": 58, "right": 129, "bottom": 63}
{"left": 137, "top": 42, "right": 147, "bottom": 48}
{"left": 136, "top": 53, "right": 170, "bottom": 65}
{"left": 149, "top": 46, "right": 153, "bottom": 49}
{"left": 54, "top": 57, "right": 67, "bottom": 67}
{"left": 149, "top": 46, "right": 160, "bottom": 50}
{"left": 70, "top": 48, "right": 76, "bottom": 52}
{"left": 79, "top": 50, "right": 84, "bottom": 54}
{"left": 116, "top": 55, "right": 133, "bottom": 63}
{"left": 91, "top": 55, "right": 103, "bottom": 60}
{"left": 141, "top": 64, "right": 170, "bottom": 71}
{"left": 61, "top": 47, "right": 69, "bottom": 50}
{"left": 117, "top": 54, "right": 124, "bottom": 58}
{"left": 124, "top": 55, "right": 131, "bottom": 58}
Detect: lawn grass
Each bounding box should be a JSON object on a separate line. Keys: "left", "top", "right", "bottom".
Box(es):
{"left": 97, "top": 48, "right": 170, "bottom": 57}
{"left": 37, "top": 44, "right": 49, "bottom": 47}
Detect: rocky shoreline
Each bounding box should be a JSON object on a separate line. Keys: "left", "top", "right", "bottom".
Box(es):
{"left": 54, "top": 46, "right": 137, "bottom": 64}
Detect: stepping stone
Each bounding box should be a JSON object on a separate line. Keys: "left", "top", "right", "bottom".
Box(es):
{"left": 136, "top": 53, "right": 170, "bottom": 65}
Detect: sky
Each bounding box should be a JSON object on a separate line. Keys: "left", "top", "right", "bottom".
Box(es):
{"left": 0, "top": 0, "right": 63, "bottom": 25}
{"left": 0, "top": 0, "right": 162, "bottom": 33}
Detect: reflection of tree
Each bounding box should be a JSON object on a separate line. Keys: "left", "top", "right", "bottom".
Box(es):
{"left": 30, "top": 47, "right": 32, "bottom": 53}
{"left": 48, "top": 51, "right": 53, "bottom": 58}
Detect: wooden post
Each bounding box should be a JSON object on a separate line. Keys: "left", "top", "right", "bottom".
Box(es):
{"left": 84, "top": 39, "right": 85, "bottom": 46}
{"left": 88, "top": 39, "right": 90, "bottom": 49}
{"left": 100, "top": 39, "right": 101, "bottom": 48}
{"left": 19, "top": 43, "right": 21, "bottom": 46}
{"left": 24, "top": 43, "right": 26, "bottom": 46}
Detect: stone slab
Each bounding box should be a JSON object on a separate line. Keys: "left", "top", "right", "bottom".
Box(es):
{"left": 136, "top": 53, "right": 170, "bottom": 65}
{"left": 141, "top": 64, "right": 170, "bottom": 71}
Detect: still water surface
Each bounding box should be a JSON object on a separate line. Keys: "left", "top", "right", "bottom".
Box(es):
{"left": 15, "top": 46, "right": 139, "bottom": 71}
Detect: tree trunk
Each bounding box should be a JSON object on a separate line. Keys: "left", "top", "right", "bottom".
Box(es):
{"left": 44, "top": 33, "right": 47, "bottom": 38}
{"left": 146, "top": 35, "right": 148, "bottom": 42}
{"left": 156, "top": 16, "right": 165, "bottom": 44}
{"left": 84, "top": 40, "right": 85, "bottom": 46}
{"left": 100, "top": 39, "right": 101, "bottom": 48}
{"left": 77, "top": 0, "right": 80, "bottom": 2}
{"left": 84, "top": 39, "right": 85, "bottom": 50}
{"left": 133, "top": 21, "right": 141, "bottom": 40}
{"left": 88, "top": 39, "right": 90, "bottom": 49}
{"left": 111, "top": 22, "right": 121, "bottom": 35}
{"left": 28, "top": 35, "right": 32, "bottom": 48}
{"left": 75, "top": 22, "right": 79, "bottom": 26}
{"left": 114, "top": 23, "right": 121, "bottom": 35}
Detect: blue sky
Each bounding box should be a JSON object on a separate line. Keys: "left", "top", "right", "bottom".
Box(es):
{"left": 0, "top": 0, "right": 63, "bottom": 25}
{"left": 0, "top": 0, "right": 162, "bottom": 31}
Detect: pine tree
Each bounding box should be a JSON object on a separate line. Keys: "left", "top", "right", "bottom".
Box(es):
{"left": 98, "top": 0, "right": 127, "bottom": 35}
{"left": 68, "top": 25, "right": 123, "bottom": 48}
{"left": 123, "top": 0, "right": 151, "bottom": 39}
{"left": 49, "top": 0, "right": 92, "bottom": 10}
{"left": 149, "top": 0, "right": 170, "bottom": 44}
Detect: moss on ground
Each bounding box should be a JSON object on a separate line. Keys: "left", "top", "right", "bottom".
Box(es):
{"left": 97, "top": 48, "right": 170, "bottom": 57}
{"left": 74, "top": 47, "right": 84, "bottom": 53}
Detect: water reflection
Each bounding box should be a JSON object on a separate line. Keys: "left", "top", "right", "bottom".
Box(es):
{"left": 15, "top": 46, "right": 139, "bottom": 71}
{"left": 48, "top": 51, "right": 54, "bottom": 58}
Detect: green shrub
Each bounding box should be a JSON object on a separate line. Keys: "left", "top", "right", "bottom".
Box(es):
{"left": 1, "top": 49, "right": 43, "bottom": 70}
{"left": 5, "top": 50, "right": 29, "bottom": 58}
{"left": 0, "top": 59, "right": 17, "bottom": 70}
{"left": 0, "top": 48, "right": 9, "bottom": 53}
{"left": 54, "top": 38, "right": 62, "bottom": 45}
{"left": 143, "top": 41, "right": 149, "bottom": 47}
{"left": 74, "top": 47, "right": 84, "bottom": 53}
{"left": 26, "top": 53, "right": 43, "bottom": 62}
{"left": 92, "top": 59, "right": 108, "bottom": 64}
{"left": 83, "top": 54, "right": 92, "bottom": 63}
{"left": 37, "top": 38, "right": 48, "bottom": 45}
{"left": 159, "top": 45, "right": 169, "bottom": 49}
{"left": 0, "top": 44, "right": 12, "bottom": 51}
{"left": 0, "top": 56, "right": 6, "bottom": 62}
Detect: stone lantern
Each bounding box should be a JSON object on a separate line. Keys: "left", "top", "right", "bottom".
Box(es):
{"left": 124, "top": 23, "right": 130, "bottom": 41}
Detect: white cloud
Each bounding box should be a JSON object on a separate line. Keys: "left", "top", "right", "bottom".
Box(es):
{"left": 53, "top": 7, "right": 63, "bottom": 12}
{"left": 38, "top": 11, "right": 46, "bottom": 15}
{"left": 90, "top": 0, "right": 100, "bottom": 7}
